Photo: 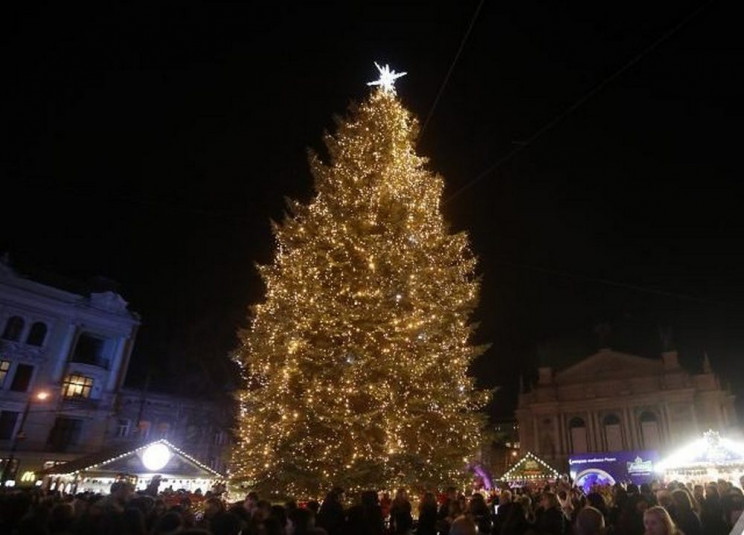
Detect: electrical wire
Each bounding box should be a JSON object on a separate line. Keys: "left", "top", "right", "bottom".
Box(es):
{"left": 445, "top": 0, "right": 714, "bottom": 203}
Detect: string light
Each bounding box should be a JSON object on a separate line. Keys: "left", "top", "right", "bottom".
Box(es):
{"left": 231, "top": 85, "right": 489, "bottom": 498}
{"left": 502, "top": 452, "right": 559, "bottom": 482}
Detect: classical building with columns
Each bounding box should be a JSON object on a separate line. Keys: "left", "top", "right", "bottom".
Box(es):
{"left": 0, "top": 257, "right": 140, "bottom": 484}
{"left": 515, "top": 348, "right": 737, "bottom": 470}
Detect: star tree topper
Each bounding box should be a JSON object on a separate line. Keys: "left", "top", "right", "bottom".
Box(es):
{"left": 367, "top": 62, "right": 407, "bottom": 94}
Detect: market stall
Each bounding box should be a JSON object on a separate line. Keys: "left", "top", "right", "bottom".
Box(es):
{"left": 656, "top": 430, "right": 744, "bottom": 484}
{"left": 41, "top": 439, "right": 225, "bottom": 495}
{"left": 500, "top": 451, "right": 559, "bottom": 487}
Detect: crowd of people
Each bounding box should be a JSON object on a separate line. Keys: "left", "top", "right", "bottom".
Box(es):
{"left": 1, "top": 477, "right": 743, "bottom": 535}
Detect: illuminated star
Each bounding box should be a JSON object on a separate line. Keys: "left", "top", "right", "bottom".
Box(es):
{"left": 367, "top": 62, "right": 407, "bottom": 93}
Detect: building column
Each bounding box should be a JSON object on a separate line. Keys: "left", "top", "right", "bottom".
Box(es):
{"left": 105, "top": 336, "right": 128, "bottom": 391}
{"left": 52, "top": 323, "right": 78, "bottom": 383}
{"left": 623, "top": 407, "right": 635, "bottom": 449}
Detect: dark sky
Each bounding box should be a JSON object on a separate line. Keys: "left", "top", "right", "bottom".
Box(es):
{"left": 2, "top": 1, "right": 742, "bottom": 419}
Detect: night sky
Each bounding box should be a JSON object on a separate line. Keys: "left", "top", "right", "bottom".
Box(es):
{"left": 2, "top": 1, "right": 742, "bottom": 420}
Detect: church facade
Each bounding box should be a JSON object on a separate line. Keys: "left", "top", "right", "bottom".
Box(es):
{"left": 515, "top": 348, "right": 737, "bottom": 469}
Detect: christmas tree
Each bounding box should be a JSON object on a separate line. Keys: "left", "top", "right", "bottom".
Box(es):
{"left": 231, "top": 65, "right": 489, "bottom": 498}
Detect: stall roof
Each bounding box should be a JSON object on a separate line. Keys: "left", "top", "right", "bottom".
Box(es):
{"left": 502, "top": 451, "right": 559, "bottom": 482}
{"left": 41, "top": 439, "right": 224, "bottom": 479}
{"left": 657, "top": 430, "right": 744, "bottom": 471}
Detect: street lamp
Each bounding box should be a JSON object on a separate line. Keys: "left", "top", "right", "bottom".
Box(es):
{"left": 1, "top": 390, "right": 50, "bottom": 485}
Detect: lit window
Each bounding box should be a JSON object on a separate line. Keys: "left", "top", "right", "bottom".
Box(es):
{"left": 0, "top": 360, "right": 10, "bottom": 386}
{"left": 61, "top": 375, "right": 94, "bottom": 398}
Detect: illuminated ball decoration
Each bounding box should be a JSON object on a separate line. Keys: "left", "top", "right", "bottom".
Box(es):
{"left": 142, "top": 444, "right": 172, "bottom": 471}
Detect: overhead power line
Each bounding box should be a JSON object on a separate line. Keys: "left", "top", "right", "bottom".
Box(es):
{"left": 494, "top": 259, "right": 736, "bottom": 309}
{"left": 445, "top": 0, "right": 714, "bottom": 203}
{"left": 420, "top": 0, "right": 486, "bottom": 137}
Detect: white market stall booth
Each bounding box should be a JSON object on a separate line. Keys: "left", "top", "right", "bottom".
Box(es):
{"left": 41, "top": 439, "right": 224, "bottom": 495}
{"left": 657, "top": 430, "right": 744, "bottom": 484}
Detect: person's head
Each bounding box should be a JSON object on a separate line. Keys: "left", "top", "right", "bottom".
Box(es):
{"left": 420, "top": 491, "right": 437, "bottom": 510}
{"left": 244, "top": 491, "right": 259, "bottom": 513}
{"left": 210, "top": 511, "right": 244, "bottom": 535}
{"left": 255, "top": 499, "right": 272, "bottom": 521}
{"left": 110, "top": 481, "right": 135, "bottom": 504}
{"left": 499, "top": 490, "right": 512, "bottom": 505}
{"left": 287, "top": 507, "right": 314, "bottom": 535}
{"left": 446, "top": 486, "right": 458, "bottom": 501}
{"left": 361, "top": 490, "right": 379, "bottom": 508}
{"left": 205, "top": 497, "right": 225, "bottom": 518}
{"left": 693, "top": 485, "right": 704, "bottom": 500}
{"left": 586, "top": 492, "right": 606, "bottom": 513}
{"left": 449, "top": 515, "right": 477, "bottom": 535}
{"left": 394, "top": 488, "right": 408, "bottom": 502}
{"left": 541, "top": 492, "right": 560, "bottom": 510}
{"left": 656, "top": 489, "right": 672, "bottom": 509}
{"left": 152, "top": 511, "right": 183, "bottom": 535}
{"left": 575, "top": 506, "right": 605, "bottom": 535}
{"left": 672, "top": 489, "right": 694, "bottom": 513}
{"left": 643, "top": 505, "right": 676, "bottom": 535}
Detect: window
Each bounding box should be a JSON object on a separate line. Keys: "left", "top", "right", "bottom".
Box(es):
{"left": 70, "top": 334, "right": 109, "bottom": 368}
{"left": 10, "top": 364, "right": 34, "bottom": 392}
{"left": 2, "top": 316, "right": 25, "bottom": 341}
{"left": 157, "top": 422, "right": 170, "bottom": 439}
{"left": 47, "top": 417, "right": 83, "bottom": 451}
{"left": 26, "top": 322, "right": 48, "bottom": 347}
{"left": 138, "top": 420, "right": 151, "bottom": 440}
{"left": 640, "top": 411, "right": 661, "bottom": 450}
{"left": 116, "top": 419, "right": 131, "bottom": 438}
{"left": 569, "top": 417, "right": 588, "bottom": 454}
{"left": 603, "top": 414, "right": 623, "bottom": 451}
{"left": 0, "top": 411, "right": 20, "bottom": 440}
{"left": 61, "top": 375, "right": 94, "bottom": 399}
{"left": 0, "top": 360, "right": 10, "bottom": 387}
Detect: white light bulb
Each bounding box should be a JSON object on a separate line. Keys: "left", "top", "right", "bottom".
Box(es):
{"left": 142, "top": 444, "right": 172, "bottom": 471}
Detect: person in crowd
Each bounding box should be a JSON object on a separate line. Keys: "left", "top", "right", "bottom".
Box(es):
{"left": 389, "top": 488, "right": 413, "bottom": 534}
{"left": 416, "top": 492, "right": 438, "bottom": 535}
{"left": 535, "top": 492, "right": 564, "bottom": 535}
{"left": 345, "top": 490, "right": 384, "bottom": 535}
{"left": 575, "top": 505, "right": 605, "bottom": 535}
{"left": 643, "top": 505, "right": 679, "bottom": 535}
{"left": 438, "top": 487, "right": 459, "bottom": 534}
{"left": 700, "top": 484, "right": 728, "bottom": 535}
{"left": 671, "top": 488, "right": 702, "bottom": 535}
{"left": 449, "top": 515, "right": 477, "bottom": 535}
{"left": 468, "top": 492, "right": 491, "bottom": 533}
{"left": 317, "top": 487, "right": 345, "bottom": 535}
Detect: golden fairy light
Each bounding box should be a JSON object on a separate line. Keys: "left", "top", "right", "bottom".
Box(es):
{"left": 230, "top": 73, "right": 490, "bottom": 498}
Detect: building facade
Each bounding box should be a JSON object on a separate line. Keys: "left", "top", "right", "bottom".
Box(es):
{"left": 0, "top": 258, "right": 140, "bottom": 483}
{"left": 516, "top": 348, "right": 737, "bottom": 469}
{"left": 110, "top": 388, "right": 233, "bottom": 476}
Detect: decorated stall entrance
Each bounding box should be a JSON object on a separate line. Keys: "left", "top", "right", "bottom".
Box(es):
{"left": 41, "top": 439, "right": 224, "bottom": 495}
{"left": 501, "top": 451, "right": 559, "bottom": 486}
{"left": 656, "top": 430, "right": 744, "bottom": 483}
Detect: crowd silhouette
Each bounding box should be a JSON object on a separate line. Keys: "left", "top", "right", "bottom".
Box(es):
{"left": 2, "top": 477, "right": 744, "bottom": 535}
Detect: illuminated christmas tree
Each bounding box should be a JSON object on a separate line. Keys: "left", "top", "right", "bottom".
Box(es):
{"left": 231, "top": 65, "right": 489, "bottom": 498}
